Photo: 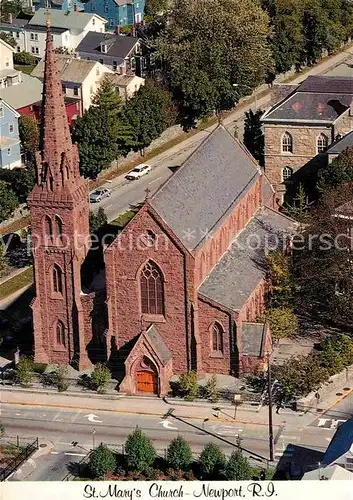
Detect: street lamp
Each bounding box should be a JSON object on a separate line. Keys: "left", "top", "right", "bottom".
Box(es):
{"left": 267, "top": 351, "right": 274, "bottom": 462}
{"left": 233, "top": 83, "right": 258, "bottom": 111}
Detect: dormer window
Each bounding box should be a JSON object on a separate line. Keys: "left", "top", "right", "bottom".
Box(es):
{"left": 101, "top": 44, "right": 107, "bottom": 54}
{"left": 92, "top": 18, "right": 95, "bottom": 25}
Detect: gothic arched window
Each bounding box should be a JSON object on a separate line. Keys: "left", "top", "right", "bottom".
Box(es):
{"left": 140, "top": 261, "right": 164, "bottom": 315}
{"left": 56, "top": 320, "right": 65, "bottom": 346}
{"left": 212, "top": 322, "right": 224, "bottom": 353}
{"left": 282, "top": 132, "right": 293, "bottom": 153}
{"left": 53, "top": 264, "right": 63, "bottom": 294}
{"left": 282, "top": 166, "right": 293, "bottom": 181}
{"left": 317, "top": 133, "right": 328, "bottom": 153}
{"left": 45, "top": 216, "right": 52, "bottom": 238}
{"left": 55, "top": 215, "right": 63, "bottom": 237}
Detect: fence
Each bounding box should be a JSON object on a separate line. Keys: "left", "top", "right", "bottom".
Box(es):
{"left": 0, "top": 437, "right": 38, "bottom": 481}
{"left": 62, "top": 451, "right": 92, "bottom": 481}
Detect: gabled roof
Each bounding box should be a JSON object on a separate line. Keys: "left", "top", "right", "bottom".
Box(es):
{"left": 323, "top": 418, "right": 353, "bottom": 466}
{"left": 0, "top": 97, "right": 20, "bottom": 118}
{"left": 76, "top": 32, "right": 139, "bottom": 62}
{"left": 29, "top": 8, "right": 106, "bottom": 30}
{"left": 150, "top": 125, "right": 261, "bottom": 251}
{"left": 31, "top": 54, "right": 105, "bottom": 83}
{"left": 145, "top": 324, "right": 172, "bottom": 366}
{"left": 262, "top": 76, "right": 353, "bottom": 124}
{"left": 0, "top": 73, "right": 42, "bottom": 109}
{"left": 0, "top": 37, "right": 16, "bottom": 53}
{"left": 199, "top": 207, "right": 296, "bottom": 312}
{"left": 326, "top": 130, "right": 353, "bottom": 155}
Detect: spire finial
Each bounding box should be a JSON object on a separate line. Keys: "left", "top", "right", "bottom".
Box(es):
{"left": 45, "top": 0, "right": 51, "bottom": 27}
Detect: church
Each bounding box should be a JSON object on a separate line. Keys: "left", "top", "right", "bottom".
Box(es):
{"left": 27, "top": 25, "right": 295, "bottom": 396}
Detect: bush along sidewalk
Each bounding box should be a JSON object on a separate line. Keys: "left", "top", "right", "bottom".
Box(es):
{"left": 76, "top": 428, "right": 274, "bottom": 481}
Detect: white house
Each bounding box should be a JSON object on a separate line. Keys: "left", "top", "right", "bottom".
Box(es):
{"left": 0, "top": 37, "right": 23, "bottom": 89}
{"left": 31, "top": 54, "right": 113, "bottom": 112}
{"left": 0, "top": 9, "right": 107, "bottom": 58}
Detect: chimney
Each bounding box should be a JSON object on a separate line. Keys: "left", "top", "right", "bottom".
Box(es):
{"left": 8, "top": 13, "right": 13, "bottom": 24}
{"left": 73, "top": 3, "right": 78, "bottom": 11}
{"left": 115, "top": 26, "right": 120, "bottom": 35}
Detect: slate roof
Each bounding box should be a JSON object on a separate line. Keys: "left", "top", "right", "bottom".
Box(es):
{"left": 145, "top": 324, "right": 172, "bottom": 366}
{"left": 150, "top": 125, "right": 260, "bottom": 251}
{"left": 31, "top": 55, "right": 98, "bottom": 83}
{"left": 26, "top": 24, "right": 68, "bottom": 34}
{"left": 0, "top": 73, "right": 42, "bottom": 109}
{"left": 29, "top": 8, "right": 105, "bottom": 30}
{"left": 323, "top": 418, "right": 353, "bottom": 466}
{"left": 270, "top": 84, "right": 298, "bottom": 107}
{"left": 0, "top": 18, "right": 28, "bottom": 29}
{"left": 326, "top": 130, "right": 353, "bottom": 155}
{"left": 298, "top": 75, "right": 353, "bottom": 94}
{"left": 199, "top": 207, "right": 296, "bottom": 311}
{"left": 76, "top": 32, "right": 139, "bottom": 62}
{"left": 242, "top": 323, "right": 266, "bottom": 356}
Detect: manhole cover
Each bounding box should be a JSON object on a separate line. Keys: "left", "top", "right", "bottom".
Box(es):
{"left": 336, "top": 392, "right": 343, "bottom": 396}
{"left": 343, "top": 387, "right": 350, "bottom": 391}
{"left": 39, "top": 443, "right": 47, "bottom": 448}
{"left": 317, "top": 408, "right": 323, "bottom": 412}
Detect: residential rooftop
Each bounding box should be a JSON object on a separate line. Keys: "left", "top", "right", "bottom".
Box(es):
{"left": 29, "top": 8, "right": 106, "bottom": 30}
{"left": 76, "top": 32, "right": 139, "bottom": 63}
{"left": 31, "top": 55, "right": 100, "bottom": 83}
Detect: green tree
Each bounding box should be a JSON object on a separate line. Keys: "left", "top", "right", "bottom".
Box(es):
{"left": 145, "top": 0, "right": 168, "bottom": 18}
{"left": 13, "top": 51, "right": 37, "bottom": 66}
{"left": 0, "top": 422, "right": 4, "bottom": 438}
{"left": 19, "top": 115, "right": 39, "bottom": 153}
{"left": 157, "top": 0, "right": 273, "bottom": 129}
{"left": 0, "top": 241, "right": 8, "bottom": 277}
{"left": 0, "top": 0, "right": 22, "bottom": 22}
{"left": 17, "top": 356, "right": 34, "bottom": 386}
{"left": 0, "top": 32, "right": 16, "bottom": 48}
{"left": 89, "top": 208, "right": 108, "bottom": 233}
{"left": 283, "top": 183, "right": 311, "bottom": 223}
{"left": 72, "top": 78, "right": 135, "bottom": 178}
{"left": 166, "top": 436, "right": 192, "bottom": 471}
{"left": 124, "top": 428, "right": 156, "bottom": 472}
{"left": 199, "top": 443, "right": 226, "bottom": 478}
{"left": 262, "top": 307, "right": 298, "bottom": 341}
{"left": 91, "top": 363, "right": 111, "bottom": 392}
{"left": 55, "top": 366, "right": 70, "bottom": 392}
{"left": 0, "top": 164, "right": 36, "bottom": 204}
{"left": 123, "top": 81, "right": 177, "bottom": 155}
{"left": 88, "top": 443, "right": 116, "bottom": 479}
{"left": 317, "top": 146, "right": 353, "bottom": 193}
{"left": 0, "top": 181, "right": 19, "bottom": 223}
{"left": 243, "top": 109, "right": 265, "bottom": 166}
{"left": 178, "top": 371, "right": 198, "bottom": 401}
{"left": 225, "top": 451, "right": 252, "bottom": 480}
{"left": 266, "top": 251, "right": 294, "bottom": 308}
{"left": 204, "top": 374, "right": 220, "bottom": 403}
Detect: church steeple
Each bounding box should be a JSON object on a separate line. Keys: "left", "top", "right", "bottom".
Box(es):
{"left": 36, "top": 19, "right": 81, "bottom": 191}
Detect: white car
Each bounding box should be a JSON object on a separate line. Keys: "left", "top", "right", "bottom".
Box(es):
{"left": 125, "top": 164, "right": 152, "bottom": 180}
{"left": 89, "top": 188, "right": 111, "bottom": 203}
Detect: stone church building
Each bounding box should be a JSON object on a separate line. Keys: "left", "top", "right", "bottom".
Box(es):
{"left": 28, "top": 26, "right": 295, "bottom": 396}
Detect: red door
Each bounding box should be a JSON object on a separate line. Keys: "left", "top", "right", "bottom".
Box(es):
{"left": 137, "top": 371, "right": 158, "bottom": 393}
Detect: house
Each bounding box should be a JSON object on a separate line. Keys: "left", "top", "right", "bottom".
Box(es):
{"left": 28, "top": 23, "right": 298, "bottom": 395}
{"left": 322, "top": 418, "right": 353, "bottom": 471}
{"left": 76, "top": 31, "right": 144, "bottom": 75}
{"left": 262, "top": 76, "right": 353, "bottom": 203}
{"left": 84, "top": 0, "right": 145, "bottom": 30}
{"left": 0, "top": 98, "right": 22, "bottom": 169}
{"left": 302, "top": 464, "right": 353, "bottom": 480}
{"left": 33, "top": 0, "right": 85, "bottom": 12}
{"left": 0, "top": 17, "right": 28, "bottom": 55}
{"left": 325, "top": 129, "right": 353, "bottom": 164}
{"left": 0, "top": 36, "right": 20, "bottom": 87}
{"left": 0, "top": 9, "right": 107, "bottom": 58}
{"left": 106, "top": 73, "right": 144, "bottom": 102}
{"left": 31, "top": 54, "right": 113, "bottom": 112}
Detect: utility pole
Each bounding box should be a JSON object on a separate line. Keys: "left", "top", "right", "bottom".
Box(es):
{"left": 267, "top": 352, "right": 274, "bottom": 462}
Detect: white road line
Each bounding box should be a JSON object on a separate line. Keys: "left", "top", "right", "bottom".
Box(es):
{"left": 70, "top": 409, "right": 82, "bottom": 424}
{"left": 149, "top": 176, "right": 162, "bottom": 185}
{"left": 281, "top": 435, "right": 299, "bottom": 440}
{"left": 64, "top": 452, "right": 86, "bottom": 457}
{"left": 105, "top": 204, "right": 112, "bottom": 209}
{"left": 51, "top": 451, "right": 60, "bottom": 455}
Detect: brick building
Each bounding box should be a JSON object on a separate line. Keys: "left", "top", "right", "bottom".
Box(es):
{"left": 262, "top": 76, "right": 353, "bottom": 203}
{"left": 28, "top": 25, "right": 296, "bottom": 396}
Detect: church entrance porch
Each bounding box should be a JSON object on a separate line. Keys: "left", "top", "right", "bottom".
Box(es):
{"left": 136, "top": 357, "right": 158, "bottom": 394}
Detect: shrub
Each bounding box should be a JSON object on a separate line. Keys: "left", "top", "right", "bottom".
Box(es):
{"left": 166, "top": 436, "right": 192, "bottom": 471}
{"left": 13, "top": 51, "right": 37, "bottom": 66}
{"left": 261, "top": 307, "right": 298, "bottom": 342}
{"left": 88, "top": 443, "right": 116, "bottom": 479}
{"left": 17, "top": 356, "right": 34, "bottom": 386}
{"left": 120, "top": 24, "right": 132, "bottom": 35}
{"left": 91, "top": 363, "right": 111, "bottom": 393}
{"left": 204, "top": 374, "right": 219, "bottom": 403}
{"left": 56, "top": 366, "right": 70, "bottom": 392}
{"left": 178, "top": 371, "right": 198, "bottom": 401}
{"left": 33, "top": 363, "right": 47, "bottom": 374}
{"left": 124, "top": 428, "right": 156, "bottom": 472}
{"left": 199, "top": 443, "right": 226, "bottom": 478}
{"left": 225, "top": 451, "right": 252, "bottom": 480}
{"left": 0, "top": 422, "right": 4, "bottom": 437}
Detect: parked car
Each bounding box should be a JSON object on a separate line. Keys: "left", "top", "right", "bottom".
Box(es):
{"left": 89, "top": 188, "right": 111, "bottom": 203}
{"left": 125, "top": 164, "right": 152, "bottom": 180}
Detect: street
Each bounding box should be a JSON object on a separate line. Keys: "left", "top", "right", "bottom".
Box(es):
{"left": 0, "top": 401, "right": 338, "bottom": 480}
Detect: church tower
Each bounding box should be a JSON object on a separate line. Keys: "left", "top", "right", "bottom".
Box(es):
{"left": 27, "top": 20, "right": 91, "bottom": 369}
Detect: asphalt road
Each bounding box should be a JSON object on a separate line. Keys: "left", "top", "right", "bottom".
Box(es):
{"left": 0, "top": 402, "right": 335, "bottom": 480}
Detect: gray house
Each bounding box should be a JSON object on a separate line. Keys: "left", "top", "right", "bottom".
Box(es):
{"left": 75, "top": 31, "right": 143, "bottom": 76}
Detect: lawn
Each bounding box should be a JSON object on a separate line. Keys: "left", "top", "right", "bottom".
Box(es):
{"left": 14, "top": 65, "right": 36, "bottom": 75}
{"left": 0, "top": 266, "right": 33, "bottom": 300}
{"left": 110, "top": 209, "right": 138, "bottom": 228}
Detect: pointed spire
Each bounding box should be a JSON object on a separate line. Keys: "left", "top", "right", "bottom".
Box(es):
{"left": 38, "top": 21, "right": 80, "bottom": 191}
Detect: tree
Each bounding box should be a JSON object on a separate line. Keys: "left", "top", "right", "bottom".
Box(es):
{"left": 166, "top": 436, "right": 192, "bottom": 471}
{"left": 88, "top": 443, "right": 116, "bottom": 479}
{"left": 204, "top": 374, "right": 220, "bottom": 403}
{"left": 0, "top": 0, "right": 22, "bottom": 22}
{"left": 89, "top": 208, "right": 108, "bottom": 233}
{"left": 317, "top": 146, "right": 353, "bottom": 193}
{"left": 266, "top": 251, "right": 294, "bottom": 308}
{"left": 54, "top": 47, "right": 72, "bottom": 55}
{"left": 199, "top": 443, "right": 226, "bottom": 478}
{"left": 0, "top": 32, "right": 16, "bottom": 48}
{"left": 72, "top": 78, "right": 135, "bottom": 178}
{"left": 243, "top": 109, "right": 265, "bottom": 166}
{"left": 0, "top": 181, "right": 19, "bottom": 223}
{"left": 0, "top": 164, "right": 36, "bottom": 204}
{"left": 225, "top": 451, "right": 252, "bottom": 480}
{"left": 0, "top": 422, "right": 4, "bottom": 438}
{"left": 55, "top": 366, "right": 70, "bottom": 392}
{"left": 283, "top": 183, "right": 311, "bottom": 223}
{"left": 19, "top": 115, "right": 39, "bottom": 154}
{"left": 157, "top": 0, "right": 273, "bottom": 129}
{"left": 16, "top": 356, "right": 34, "bottom": 386}
{"left": 123, "top": 80, "right": 177, "bottom": 155}
{"left": 145, "top": 0, "right": 168, "bottom": 18}
{"left": 124, "top": 428, "right": 156, "bottom": 472}
{"left": 261, "top": 307, "right": 298, "bottom": 341}
{"left": 0, "top": 241, "right": 8, "bottom": 277}
{"left": 91, "top": 363, "right": 111, "bottom": 392}
{"left": 13, "top": 51, "right": 37, "bottom": 66}
{"left": 178, "top": 371, "right": 198, "bottom": 400}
